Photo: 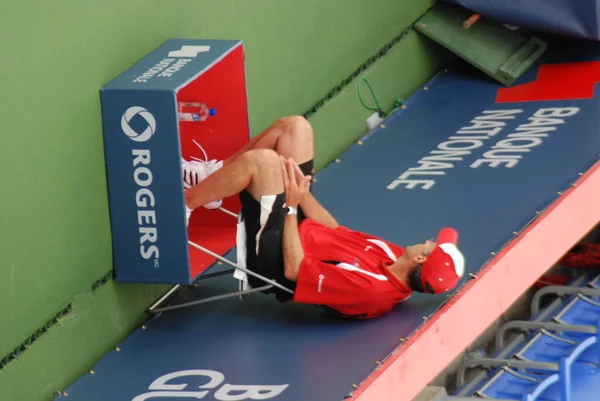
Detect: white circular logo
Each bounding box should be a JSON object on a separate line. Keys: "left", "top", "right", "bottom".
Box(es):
{"left": 121, "top": 106, "right": 156, "bottom": 142}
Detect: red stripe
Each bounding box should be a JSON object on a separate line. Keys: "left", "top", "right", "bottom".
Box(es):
{"left": 496, "top": 61, "right": 600, "bottom": 103}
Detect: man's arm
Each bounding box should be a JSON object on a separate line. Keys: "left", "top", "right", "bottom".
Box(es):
{"left": 299, "top": 193, "right": 339, "bottom": 229}
{"left": 290, "top": 160, "right": 339, "bottom": 229}
{"left": 280, "top": 156, "right": 320, "bottom": 281}
{"left": 282, "top": 213, "right": 304, "bottom": 281}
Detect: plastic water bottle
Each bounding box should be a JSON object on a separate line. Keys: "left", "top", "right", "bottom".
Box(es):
{"left": 177, "top": 102, "right": 217, "bottom": 122}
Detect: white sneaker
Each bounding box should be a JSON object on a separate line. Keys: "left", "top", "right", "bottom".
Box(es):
{"left": 181, "top": 158, "right": 223, "bottom": 210}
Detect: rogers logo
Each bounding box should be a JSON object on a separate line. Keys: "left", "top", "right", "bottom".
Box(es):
{"left": 121, "top": 106, "right": 156, "bottom": 142}
{"left": 120, "top": 105, "right": 160, "bottom": 265}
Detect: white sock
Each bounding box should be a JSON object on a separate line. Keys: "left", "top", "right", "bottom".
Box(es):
{"left": 214, "top": 160, "right": 223, "bottom": 170}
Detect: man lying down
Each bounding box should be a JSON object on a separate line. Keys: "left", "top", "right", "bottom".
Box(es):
{"left": 182, "top": 116, "right": 466, "bottom": 319}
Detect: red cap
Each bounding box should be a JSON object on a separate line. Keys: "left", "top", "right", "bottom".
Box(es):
{"left": 420, "top": 228, "right": 465, "bottom": 294}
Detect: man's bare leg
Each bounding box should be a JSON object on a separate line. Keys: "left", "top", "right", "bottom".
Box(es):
{"left": 252, "top": 117, "right": 338, "bottom": 228}
{"left": 182, "top": 116, "right": 314, "bottom": 211}
{"left": 183, "top": 114, "right": 338, "bottom": 227}
{"left": 185, "top": 149, "right": 284, "bottom": 210}
{"left": 223, "top": 116, "right": 314, "bottom": 168}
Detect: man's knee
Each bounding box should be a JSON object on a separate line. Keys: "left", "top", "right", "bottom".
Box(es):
{"left": 279, "top": 116, "right": 313, "bottom": 140}
{"left": 275, "top": 116, "right": 314, "bottom": 158}
{"left": 240, "top": 148, "right": 281, "bottom": 171}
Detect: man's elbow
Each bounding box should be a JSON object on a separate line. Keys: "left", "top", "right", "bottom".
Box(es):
{"left": 284, "top": 261, "right": 299, "bottom": 282}
{"left": 323, "top": 219, "right": 339, "bottom": 229}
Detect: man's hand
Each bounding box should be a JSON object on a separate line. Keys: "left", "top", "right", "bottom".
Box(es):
{"left": 280, "top": 156, "right": 309, "bottom": 282}
{"left": 281, "top": 156, "right": 311, "bottom": 208}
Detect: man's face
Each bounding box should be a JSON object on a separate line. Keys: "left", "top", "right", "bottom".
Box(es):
{"left": 405, "top": 238, "right": 436, "bottom": 265}
{"left": 403, "top": 238, "right": 437, "bottom": 294}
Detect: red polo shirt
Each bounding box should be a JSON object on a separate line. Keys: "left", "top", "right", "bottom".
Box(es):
{"left": 292, "top": 219, "right": 412, "bottom": 319}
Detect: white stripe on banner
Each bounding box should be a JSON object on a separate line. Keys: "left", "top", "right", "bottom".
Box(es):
{"left": 336, "top": 263, "right": 388, "bottom": 281}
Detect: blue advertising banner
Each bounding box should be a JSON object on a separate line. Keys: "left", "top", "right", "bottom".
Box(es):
{"left": 446, "top": 0, "right": 600, "bottom": 41}
{"left": 101, "top": 88, "right": 190, "bottom": 283}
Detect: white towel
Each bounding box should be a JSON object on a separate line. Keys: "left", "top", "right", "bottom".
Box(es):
{"left": 233, "top": 195, "right": 277, "bottom": 293}
{"left": 234, "top": 212, "right": 250, "bottom": 291}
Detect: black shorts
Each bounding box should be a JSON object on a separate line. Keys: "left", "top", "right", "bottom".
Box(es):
{"left": 239, "top": 159, "right": 314, "bottom": 302}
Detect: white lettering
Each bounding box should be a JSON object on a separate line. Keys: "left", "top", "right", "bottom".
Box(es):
{"left": 132, "top": 149, "right": 159, "bottom": 260}
{"left": 134, "top": 167, "right": 152, "bottom": 187}
{"left": 133, "top": 391, "right": 207, "bottom": 400}
{"left": 411, "top": 160, "right": 454, "bottom": 171}
{"left": 471, "top": 107, "right": 579, "bottom": 169}
{"left": 459, "top": 120, "right": 504, "bottom": 130}
{"left": 457, "top": 127, "right": 503, "bottom": 136}
{"left": 133, "top": 56, "right": 195, "bottom": 83}
{"left": 215, "top": 384, "right": 289, "bottom": 401}
{"left": 457, "top": 116, "right": 507, "bottom": 137}
{"left": 438, "top": 139, "right": 485, "bottom": 151}
{"left": 448, "top": 135, "right": 489, "bottom": 141}
{"left": 388, "top": 134, "right": 486, "bottom": 190}
{"left": 478, "top": 109, "right": 524, "bottom": 119}
{"left": 132, "top": 149, "right": 151, "bottom": 166}
{"left": 136, "top": 188, "right": 155, "bottom": 208}
{"left": 492, "top": 137, "right": 543, "bottom": 149}
{"left": 471, "top": 153, "right": 520, "bottom": 168}
{"left": 139, "top": 227, "right": 158, "bottom": 246}
{"left": 386, "top": 106, "right": 579, "bottom": 187}
{"left": 534, "top": 107, "right": 579, "bottom": 118}
{"left": 387, "top": 179, "right": 436, "bottom": 190}
{"left": 158, "top": 58, "right": 192, "bottom": 77}
{"left": 509, "top": 129, "right": 551, "bottom": 138}
{"left": 132, "top": 370, "right": 289, "bottom": 401}
{"left": 133, "top": 58, "right": 175, "bottom": 83}
{"left": 422, "top": 150, "right": 470, "bottom": 162}
{"left": 138, "top": 210, "right": 157, "bottom": 226}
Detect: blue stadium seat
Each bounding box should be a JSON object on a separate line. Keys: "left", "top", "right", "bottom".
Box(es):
{"left": 554, "top": 295, "right": 600, "bottom": 329}
{"left": 515, "top": 329, "right": 597, "bottom": 366}
{"left": 520, "top": 372, "right": 559, "bottom": 401}
{"left": 522, "top": 336, "right": 600, "bottom": 401}
{"left": 453, "top": 274, "right": 600, "bottom": 400}
{"left": 529, "top": 275, "right": 599, "bottom": 323}
{"left": 472, "top": 368, "right": 552, "bottom": 399}
{"left": 455, "top": 335, "right": 600, "bottom": 400}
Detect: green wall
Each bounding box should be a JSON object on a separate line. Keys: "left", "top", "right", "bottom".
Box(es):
{"left": 0, "top": 1, "right": 450, "bottom": 400}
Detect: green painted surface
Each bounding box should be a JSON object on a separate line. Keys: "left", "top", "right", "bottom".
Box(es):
{"left": 0, "top": 0, "right": 452, "bottom": 399}
{"left": 0, "top": 30, "right": 451, "bottom": 401}
{"left": 0, "top": 280, "right": 168, "bottom": 401}
{"left": 309, "top": 30, "right": 450, "bottom": 172}
{"left": 0, "top": 0, "right": 435, "bottom": 356}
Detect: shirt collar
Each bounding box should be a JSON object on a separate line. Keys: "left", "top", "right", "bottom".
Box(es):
{"left": 380, "top": 261, "right": 412, "bottom": 295}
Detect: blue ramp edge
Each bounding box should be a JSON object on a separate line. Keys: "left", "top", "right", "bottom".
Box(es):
{"left": 58, "top": 37, "right": 600, "bottom": 401}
